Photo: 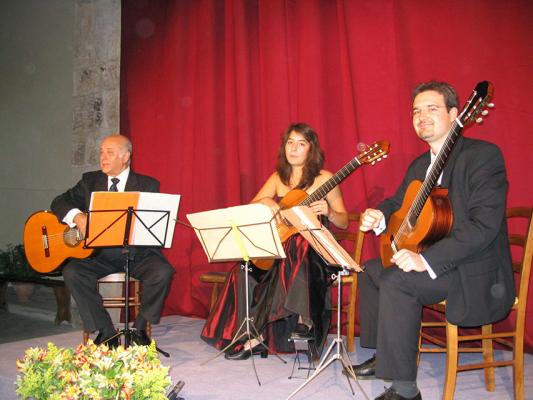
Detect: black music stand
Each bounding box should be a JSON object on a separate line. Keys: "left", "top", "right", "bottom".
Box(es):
{"left": 85, "top": 192, "right": 180, "bottom": 357}
{"left": 187, "top": 203, "right": 287, "bottom": 385}
{"left": 281, "top": 206, "right": 368, "bottom": 400}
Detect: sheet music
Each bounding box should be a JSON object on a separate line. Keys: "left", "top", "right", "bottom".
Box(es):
{"left": 281, "top": 206, "right": 360, "bottom": 271}
{"left": 187, "top": 203, "right": 286, "bottom": 262}
{"left": 133, "top": 193, "right": 181, "bottom": 247}
{"left": 87, "top": 192, "right": 180, "bottom": 248}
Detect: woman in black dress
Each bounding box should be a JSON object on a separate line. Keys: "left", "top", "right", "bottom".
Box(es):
{"left": 201, "top": 122, "right": 348, "bottom": 359}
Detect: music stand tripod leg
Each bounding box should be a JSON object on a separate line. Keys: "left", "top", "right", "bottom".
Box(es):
{"left": 201, "top": 260, "right": 286, "bottom": 386}
{"left": 285, "top": 270, "right": 370, "bottom": 400}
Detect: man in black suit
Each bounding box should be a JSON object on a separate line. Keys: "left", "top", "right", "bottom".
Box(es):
{"left": 51, "top": 134, "right": 175, "bottom": 347}
{"left": 347, "top": 81, "right": 515, "bottom": 400}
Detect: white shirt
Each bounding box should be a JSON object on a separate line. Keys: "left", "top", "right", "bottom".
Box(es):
{"left": 63, "top": 168, "right": 131, "bottom": 227}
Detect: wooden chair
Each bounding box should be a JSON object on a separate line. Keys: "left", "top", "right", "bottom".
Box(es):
{"left": 331, "top": 212, "right": 365, "bottom": 353}
{"left": 82, "top": 273, "right": 151, "bottom": 344}
{"left": 199, "top": 271, "right": 229, "bottom": 311}
{"left": 418, "top": 206, "right": 533, "bottom": 400}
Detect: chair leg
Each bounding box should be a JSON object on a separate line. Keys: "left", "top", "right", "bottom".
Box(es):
{"left": 481, "top": 324, "right": 495, "bottom": 391}
{"left": 209, "top": 283, "right": 220, "bottom": 311}
{"left": 514, "top": 334, "right": 524, "bottom": 400}
{"left": 417, "top": 328, "right": 422, "bottom": 367}
{"left": 346, "top": 278, "right": 357, "bottom": 353}
{"left": 442, "top": 323, "right": 458, "bottom": 400}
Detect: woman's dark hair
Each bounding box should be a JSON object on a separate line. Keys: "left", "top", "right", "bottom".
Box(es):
{"left": 412, "top": 80, "right": 460, "bottom": 111}
{"left": 276, "top": 122, "right": 324, "bottom": 190}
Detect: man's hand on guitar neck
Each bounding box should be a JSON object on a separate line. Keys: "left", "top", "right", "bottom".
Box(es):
{"left": 391, "top": 249, "right": 427, "bottom": 273}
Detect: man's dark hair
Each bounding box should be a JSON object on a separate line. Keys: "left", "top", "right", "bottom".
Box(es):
{"left": 412, "top": 81, "right": 460, "bottom": 110}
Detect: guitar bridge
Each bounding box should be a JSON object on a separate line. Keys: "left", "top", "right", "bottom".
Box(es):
{"left": 41, "top": 226, "right": 50, "bottom": 257}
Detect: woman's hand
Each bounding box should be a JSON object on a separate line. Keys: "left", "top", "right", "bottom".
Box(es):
{"left": 258, "top": 197, "right": 282, "bottom": 223}
{"left": 309, "top": 199, "right": 329, "bottom": 217}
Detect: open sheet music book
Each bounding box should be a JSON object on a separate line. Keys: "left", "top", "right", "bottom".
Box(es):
{"left": 186, "top": 203, "right": 286, "bottom": 262}
{"left": 281, "top": 206, "right": 362, "bottom": 272}
{"left": 87, "top": 192, "right": 180, "bottom": 248}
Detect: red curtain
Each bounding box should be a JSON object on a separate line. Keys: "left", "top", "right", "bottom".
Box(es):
{"left": 121, "top": 0, "right": 533, "bottom": 351}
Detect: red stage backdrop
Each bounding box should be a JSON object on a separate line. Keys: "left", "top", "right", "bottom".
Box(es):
{"left": 121, "top": 0, "right": 533, "bottom": 351}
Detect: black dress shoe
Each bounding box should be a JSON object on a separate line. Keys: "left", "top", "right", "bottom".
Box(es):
{"left": 375, "top": 387, "right": 422, "bottom": 400}
{"left": 93, "top": 332, "right": 120, "bottom": 349}
{"left": 291, "top": 323, "right": 313, "bottom": 339}
{"left": 224, "top": 342, "right": 268, "bottom": 360}
{"left": 132, "top": 330, "right": 152, "bottom": 346}
{"left": 343, "top": 354, "right": 376, "bottom": 379}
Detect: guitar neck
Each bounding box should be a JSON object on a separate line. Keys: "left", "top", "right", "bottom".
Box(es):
{"left": 300, "top": 157, "right": 362, "bottom": 206}
{"left": 407, "top": 121, "right": 463, "bottom": 223}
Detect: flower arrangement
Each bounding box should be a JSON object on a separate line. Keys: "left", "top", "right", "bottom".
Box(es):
{"left": 16, "top": 341, "right": 172, "bottom": 400}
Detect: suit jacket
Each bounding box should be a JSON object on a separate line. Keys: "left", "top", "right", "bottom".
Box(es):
{"left": 378, "top": 137, "right": 515, "bottom": 327}
{"left": 51, "top": 169, "right": 164, "bottom": 259}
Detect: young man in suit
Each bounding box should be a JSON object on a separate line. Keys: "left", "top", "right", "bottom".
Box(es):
{"left": 51, "top": 134, "right": 175, "bottom": 347}
{"left": 347, "top": 81, "right": 515, "bottom": 400}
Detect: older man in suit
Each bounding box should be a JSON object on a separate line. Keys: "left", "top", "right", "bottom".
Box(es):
{"left": 51, "top": 134, "right": 175, "bottom": 347}
{"left": 346, "top": 81, "right": 515, "bottom": 400}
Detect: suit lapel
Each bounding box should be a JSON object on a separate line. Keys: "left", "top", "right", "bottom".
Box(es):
{"left": 441, "top": 136, "right": 466, "bottom": 188}
{"left": 95, "top": 172, "right": 108, "bottom": 192}
{"left": 125, "top": 171, "right": 139, "bottom": 192}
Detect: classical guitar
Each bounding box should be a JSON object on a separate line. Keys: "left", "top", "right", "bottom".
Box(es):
{"left": 23, "top": 210, "right": 93, "bottom": 273}
{"left": 254, "top": 140, "right": 390, "bottom": 270}
{"left": 379, "top": 81, "right": 494, "bottom": 267}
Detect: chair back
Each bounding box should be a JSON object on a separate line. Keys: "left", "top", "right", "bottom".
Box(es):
{"left": 333, "top": 212, "right": 365, "bottom": 264}
{"left": 506, "top": 207, "right": 533, "bottom": 332}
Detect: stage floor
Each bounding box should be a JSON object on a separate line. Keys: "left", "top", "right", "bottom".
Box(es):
{"left": 0, "top": 314, "right": 532, "bottom": 400}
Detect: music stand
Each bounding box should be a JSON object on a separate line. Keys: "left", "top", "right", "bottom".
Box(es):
{"left": 187, "top": 203, "right": 287, "bottom": 385}
{"left": 281, "top": 206, "right": 369, "bottom": 400}
{"left": 85, "top": 191, "right": 180, "bottom": 357}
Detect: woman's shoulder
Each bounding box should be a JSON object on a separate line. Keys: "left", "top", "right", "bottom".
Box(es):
{"left": 316, "top": 169, "right": 333, "bottom": 181}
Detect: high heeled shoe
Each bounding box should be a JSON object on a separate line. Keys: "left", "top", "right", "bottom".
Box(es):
{"left": 224, "top": 342, "right": 268, "bottom": 360}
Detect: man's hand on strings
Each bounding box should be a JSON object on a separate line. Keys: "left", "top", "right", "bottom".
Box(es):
{"left": 359, "top": 208, "right": 384, "bottom": 232}
{"left": 73, "top": 212, "right": 88, "bottom": 239}
{"left": 391, "top": 249, "right": 427, "bottom": 272}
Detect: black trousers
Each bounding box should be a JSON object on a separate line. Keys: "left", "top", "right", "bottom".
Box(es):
{"left": 359, "top": 257, "right": 451, "bottom": 381}
{"left": 62, "top": 249, "right": 175, "bottom": 333}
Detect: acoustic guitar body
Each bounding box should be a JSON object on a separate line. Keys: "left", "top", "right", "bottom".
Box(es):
{"left": 379, "top": 180, "right": 453, "bottom": 267}
{"left": 23, "top": 210, "right": 93, "bottom": 273}
{"left": 253, "top": 189, "right": 308, "bottom": 270}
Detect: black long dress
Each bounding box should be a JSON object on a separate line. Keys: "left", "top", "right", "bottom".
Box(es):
{"left": 201, "top": 234, "right": 332, "bottom": 354}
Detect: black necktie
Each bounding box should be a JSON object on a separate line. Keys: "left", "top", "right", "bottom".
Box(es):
{"left": 109, "top": 178, "right": 120, "bottom": 192}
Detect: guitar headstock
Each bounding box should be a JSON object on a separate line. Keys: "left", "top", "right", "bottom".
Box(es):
{"left": 458, "top": 81, "right": 495, "bottom": 126}
{"left": 356, "top": 140, "right": 390, "bottom": 165}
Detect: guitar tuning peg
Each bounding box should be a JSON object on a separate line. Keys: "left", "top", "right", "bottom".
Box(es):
{"left": 481, "top": 110, "right": 489, "bottom": 116}
{"left": 371, "top": 161, "right": 376, "bottom": 165}
{"left": 488, "top": 102, "right": 495, "bottom": 108}
{"left": 383, "top": 154, "right": 388, "bottom": 158}
{"left": 476, "top": 117, "right": 483, "bottom": 124}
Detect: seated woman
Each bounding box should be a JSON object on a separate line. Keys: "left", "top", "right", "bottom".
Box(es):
{"left": 201, "top": 122, "right": 348, "bottom": 360}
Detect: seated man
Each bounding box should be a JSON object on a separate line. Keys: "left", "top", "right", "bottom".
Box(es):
{"left": 51, "top": 134, "right": 175, "bottom": 347}
{"left": 347, "top": 81, "right": 515, "bottom": 400}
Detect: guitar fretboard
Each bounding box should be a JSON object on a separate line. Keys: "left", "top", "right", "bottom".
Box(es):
{"left": 406, "top": 121, "right": 462, "bottom": 225}
{"left": 299, "top": 157, "right": 362, "bottom": 206}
